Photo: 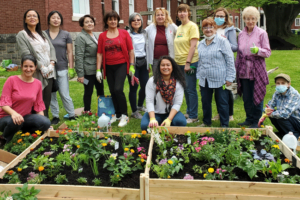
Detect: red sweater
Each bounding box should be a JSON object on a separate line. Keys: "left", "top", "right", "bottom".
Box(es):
{"left": 97, "top": 29, "right": 133, "bottom": 79}
{"left": 0, "top": 76, "right": 45, "bottom": 118}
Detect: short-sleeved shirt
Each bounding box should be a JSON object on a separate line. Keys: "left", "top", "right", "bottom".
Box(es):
{"left": 45, "top": 29, "right": 72, "bottom": 71}
{"left": 174, "top": 21, "right": 200, "bottom": 65}
{"left": 154, "top": 25, "right": 168, "bottom": 59}
{"left": 0, "top": 76, "right": 45, "bottom": 118}
{"left": 104, "top": 35, "right": 126, "bottom": 65}
{"left": 131, "top": 33, "right": 146, "bottom": 57}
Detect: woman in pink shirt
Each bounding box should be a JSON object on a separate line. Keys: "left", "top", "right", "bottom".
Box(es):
{"left": 235, "top": 6, "right": 271, "bottom": 128}
{"left": 0, "top": 55, "right": 51, "bottom": 146}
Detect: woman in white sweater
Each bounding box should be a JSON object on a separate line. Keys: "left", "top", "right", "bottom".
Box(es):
{"left": 141, "top": 56, "right": 186, "bottom": 130}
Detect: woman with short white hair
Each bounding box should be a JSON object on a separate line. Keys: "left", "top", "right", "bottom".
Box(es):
{"left": 236, "top": 6, "right": 271, "bottom": 128}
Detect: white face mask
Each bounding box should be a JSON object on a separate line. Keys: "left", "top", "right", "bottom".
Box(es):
{"left": 204, "top": 34, "right": 216, "bottom": 41}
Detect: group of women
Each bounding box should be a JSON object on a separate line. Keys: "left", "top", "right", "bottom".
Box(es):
{"left": 0, "top": 4, "right": 272, "bottom": 145}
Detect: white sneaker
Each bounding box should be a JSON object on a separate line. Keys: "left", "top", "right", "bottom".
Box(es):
{"left": 137, "top": 106, "right": 147, "bottom": 112}
{"left": 118, "top": 115, "right": 129, "bottom": 127}
{"left": 110, "top": 115, "right": 121, "bottom": 123}
{"left": 184, "top": 114, "right": 189, "bottom": 119}
{"left": 186, "top": 118, "right": 199, "bottom": 124}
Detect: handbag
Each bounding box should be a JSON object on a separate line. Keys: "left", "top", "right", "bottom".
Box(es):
{"left": 52, "top": 78, "right": 59, "bottom": 92}
{"left": 135, "top": 57, "right": 147, "bottom": 68}
{"left": 98, "top": 95, "right": 115, "bottom": 118}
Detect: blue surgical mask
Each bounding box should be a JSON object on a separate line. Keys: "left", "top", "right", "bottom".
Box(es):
{"left": 275, "top": 85, "right": 288, "bottom": 93}
{"left": 214, "top": 17, "right": 225, "bottom": 26}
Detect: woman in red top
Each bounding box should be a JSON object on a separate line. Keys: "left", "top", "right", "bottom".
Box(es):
{"left": 97, "top": 11, "right": 134, "bottom": 127}
{"left": 0, "top": 55, "right": 51, "bottom": 146}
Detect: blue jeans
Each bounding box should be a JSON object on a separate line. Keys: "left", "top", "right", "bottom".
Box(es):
{"left": 140, "top": 111, "right": 187, "bottom": 131}
{"left": 50, "top": 70, "right": 75, "bottom": 118}
{"left": 179, "top": 62, "right": 198, "bottom": 119}
{"left": 270, "top": 116, "right": 300, "bottom": 139}
{"left": 241, "top": 79, "right": 264, "bottom": 124}
{"left": 200, "top": 80, "right": 229, "bottom": 127}
{"left": 0, "top": 114, "right": 51, "bottom": 142}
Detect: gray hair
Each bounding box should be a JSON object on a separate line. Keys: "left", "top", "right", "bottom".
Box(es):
{"left": 128, "top": 12, "right": 144, "bottom": 33}
{"left": 242, "top": 6, "right": 260, "bottom": 22}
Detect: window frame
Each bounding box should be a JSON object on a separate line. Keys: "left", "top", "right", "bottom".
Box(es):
{"left": 112, "top": 0, "right": 120, "bottom": 14}
{"left": 167, "top": 0, "right": 171, "bottom": 14}
{"left": 129, "top": 0, "right": 134, "bottom": 16}
{"left": 72, "top": 0, "right": 90, "bottom": 21}
{"left": 147, "top": 0, "right": 153, "bottom": 23}
{"left": 235, "top": 16, "right": 239, "bottom": 28}
{"left": 295, "top": 18, "right": 300, "bottom": 26}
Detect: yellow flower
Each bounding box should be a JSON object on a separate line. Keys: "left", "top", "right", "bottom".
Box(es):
{"left": 168, "top": 160, "right": 173, "bottom": 165}
{"left": 138, "top": 154, "right": 141, "bottom": 157}
{"left": 206, "top": 129, "right": 210, "bottom": 133}
{"left": 21, "top": 134, "right": 25, "bottom": 137}
{"left": 141, "top": 158, "right": 145, "bottom": 162}
{"left": 35, "top": 130, "right": 42, "bottom": 135}
{"left": 130, "top": 149, "right": 135, "bottom": 153}
{"left": 17, "top": 168, "right": 22, "bottom": 172}
{"left": 124, "top": 148, "right": 129, "bottom": 151}
{"left": 16, "top": 131, "right": 22, "bottom": 135}
{"left": 203, "top": 173, "right": 207, "bottom": 178}
{"left": 208, "top": 168, "right": 214, "bottom": 173}
{"left": 186, "top": 131, "right": 191, "bottom": 134}
{"left": 77, "top": 145, "right": 80, "bottom": 148}
{"left": 131, "top": 134, "right": 137, "bottom": 139}
{"left": 272, "top": 144, "right": 280, "bottom": 149}
{"left": 167, "top": 175, "right": 171, "bottom": 179}
{"left": 138, "top": 135, "right": 141, "bottom": 138}
{"left": 222, "top": 129, "right": 224, "bottom": 132}
{"left": 102, "top": 143, "right": 107, "bottom": 147}
{"left": 38, "top": 166, "right": 44, "bottom": 172}
{"left": 50, "top": 138, "right": 53, "bottom": 142}
{"left": 141, "top": 130, "right": 147, "bottom": 135}
{"left": 117, "top": 175, "right": 119, "bottom": 177}
{"left": 105, "top": 137, "right": 108, "bottom": 139}
{"left": 261, "top": 125, "right": 265, "bottom": 128}
{"left": 25, "top": 132, "right": 30, "bottom": 136}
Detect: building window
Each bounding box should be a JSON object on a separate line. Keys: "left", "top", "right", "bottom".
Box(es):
{"left": 72, "top": 0, "right": 90, "bottom": 21}
{"left": 112, "top": 0, "right": 119, "bottom": 14}
{"left": 229, "top": 16, "right": 233, "bottom": 23}
{"left": 129, "top": 0, "right": 134, "bottom": 16}
{"left": 167, "top": 0, "right": 171, "bottom": 14}
{"left": 295, "top": 18, "right": 300, "bottom": 26}
{"left": 183, "top": 0, "right": 187, "bottom": 3}
{"left": 147, "top": 0, "right": 153, "bottom": 22}
{"left": 235, "top": 16, "right": 239, "bottom": 28}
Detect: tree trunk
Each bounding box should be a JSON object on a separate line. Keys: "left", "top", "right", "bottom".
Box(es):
{"left": 263, "top": 2, "right": 300, "bottom": 37}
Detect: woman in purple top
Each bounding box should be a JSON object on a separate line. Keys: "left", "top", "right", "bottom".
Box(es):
{"left": 235, "top": 6, "right": 271, "bottom": 128}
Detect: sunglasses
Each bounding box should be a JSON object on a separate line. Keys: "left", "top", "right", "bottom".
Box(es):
{"left": 132, "top": 19, "right": 141, "bottom": 22}
{"left": 156, "top": 7, "right": 165, "bottom": 10}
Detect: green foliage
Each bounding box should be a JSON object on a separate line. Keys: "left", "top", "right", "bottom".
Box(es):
{"left": 268, "top": 159, "right": 291, "bottom": 180}
{"left": 250, "top": 129, "right": 262, "bottom": 141}
{"left": 77, "top": 177, "right": 88, "bottom": 185}
{"left": 11, "top": 183, "right": 41, "bottom": 200}
{"left": 92, "top": 178, "right": 102, "bottom": 186}
{"left": 30, "top": 155, "right": 54, "bottom": 170}
{"left": 152, "top": 157, "right": 184, "bottom": 178}
{"left": 55, "top": 174, "right": 68, "bottom": 184}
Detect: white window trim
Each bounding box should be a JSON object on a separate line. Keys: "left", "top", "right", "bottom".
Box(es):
{"left": 235, "top": 16, "right": 239, "bottom": 27}
{"left": 183, "top": 0, "right": 187, "bottom": 3}
{"left": 112, "top": 0, "right": 120, "bottom": 15}
{"left": 147, "top": 0, "right": 153, "bottom": 23}
{"left": 295, "top": 18, "right": 300, "bottom": 26}
{"left": 129, "top": 0, "right": 134, "bottom": 16}
{"left": 229, "top": 16, "right": 233, "bottom": 22}
{"left": 167, "top": 0, "right": 171, "bottom": 14}
{"left": 72, "top": 0, "right": 90, "bottom": 21}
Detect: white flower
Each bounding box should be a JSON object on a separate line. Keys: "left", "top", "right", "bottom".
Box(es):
{"left": 6, "top": 197, "right": 13, "bottom": 200}
{"left": 282, "top": 171, "right": 289, "bottom": 176}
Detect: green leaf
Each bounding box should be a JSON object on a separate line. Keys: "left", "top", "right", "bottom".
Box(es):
{"left": 281, "top": 164, "right": 291, "bottom": 171}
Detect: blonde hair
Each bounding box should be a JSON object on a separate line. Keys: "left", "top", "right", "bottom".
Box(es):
{"left": 213, "top": 7, "right": 234, "bottom": 29}
{"left": 153, "top": 8, "right": 173, "bottom": 27}
{"left": 242, "top": 6, "right": 260, "bottom": 22}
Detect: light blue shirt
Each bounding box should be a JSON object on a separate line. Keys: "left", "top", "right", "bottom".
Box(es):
{"left": 197, "top": 34, "right": 236, "bottom": 88}
{"left": 268, "top": 86, "right": 300, "bottom": 122}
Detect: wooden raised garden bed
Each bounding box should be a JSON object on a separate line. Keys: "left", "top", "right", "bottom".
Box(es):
{"left": 144, "top": 126, "right": 300, "bottom": 200}
{"left": 0, "top": 130, "right": 149, "bottom": 200}
{"left": 0, "top": 150, "right": 17, "bottom": 173}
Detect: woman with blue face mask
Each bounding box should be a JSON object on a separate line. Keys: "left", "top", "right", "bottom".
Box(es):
{"left": 265, "top": 74, "right": 300, "bottom": 139}
{"left": 211, "top": 7, "right": 237, "bottom": 123}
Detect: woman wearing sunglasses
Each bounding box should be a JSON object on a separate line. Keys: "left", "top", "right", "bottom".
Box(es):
{"left": 145, "top": 7, "right": 177, "bottom": 73}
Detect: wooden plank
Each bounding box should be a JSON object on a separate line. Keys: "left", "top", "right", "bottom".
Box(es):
{"left": 139, "top": 174, "right": 145, "bottom": 200}
{"left": 0, "top": 184, "right": 140, "bottom": 200}
{"left": 49, "top": 131, "right": 141, "bottom": 138}
{"left": 0, "top": 149, "right": 17, "bottom": 163}
{"left": 145, "top": 133, "right": 154, "bottom": 175}
{"left": 145, "top": 175, "right": 150, "bottom": 200}
{"left": 0, "top": 131, "right": 48, "bottom": 178}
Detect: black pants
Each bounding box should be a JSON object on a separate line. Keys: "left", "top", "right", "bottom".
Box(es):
{"left": 43, "top": 78, "right": 53, "bottom": 118}
{"left": 127, "top": 57, "right": 149, "bottom": 112}
{"left": 270, "top": 116, "right": 300, "bottom": 139}
{"left": 84, "top": 74, "right": 104, "bottom": 111}
{"left": 0, "top": 114, "right": 51, "bottom": 142}
{"left": 106, "top": 63, "right": 128, "bottom": 117}
{"left": 215, "top": 89, "right": 234, "bottom": 116}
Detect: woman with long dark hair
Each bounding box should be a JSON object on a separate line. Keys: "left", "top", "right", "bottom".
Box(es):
{"left": 46, "top": 10, "right": 76, "bottom": 124}
{"left": 16, "top": 9, "right": 57, "bottom": 118}
{"left": 141, "top": 56, "right": 186, "bottom": 130}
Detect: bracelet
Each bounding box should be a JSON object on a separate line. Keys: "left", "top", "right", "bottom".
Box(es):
{"left": 186, "top": 61, "right": 191, "bottom": 64}
{"left": 130, "top": 63, "right": 135, "bottom": 66}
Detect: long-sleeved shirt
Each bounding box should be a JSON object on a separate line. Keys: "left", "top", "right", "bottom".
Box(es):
{"left": 197, "top": 33, "right": 236, "bottom": 88}
{"left": 146, "top": 77, "right": 184, "bottom": 114}
{"left": 268, "top": 86, "right": 300, "bottom": 122}
{"left": 236, "top": 25, "right": 271, "bottom": 79}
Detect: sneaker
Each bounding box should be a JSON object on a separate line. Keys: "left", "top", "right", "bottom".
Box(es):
{"left": 137, "top": 106, "right": 147, "bottom": 112}
{"left": 110, "top": 115, "right": 120, "bottom": 123}
{"left": 51, "top": 117, "right": 60, "bottom": 125}
{"left": 186, "top": 118, "right": 199, "bottom": 124}
{"left": 197, "top": 123, "right": 209, "bottom": 127}
{"left": 118, "top": 115, "right": 129, "bottom": 127}
{"left": 184, "top": 114, "right": 189, "bottom": 119}
{"left": 229, "top": 116, "right": 234, "bottom": 121}
{"left": 69, "top": 116, "right": 78, "bottom": 120}
{"left": 131, "top": 111, "right": 143, "bottom": 119}
{"left": 212, "top": 114, "right": 220, "bottom": 121}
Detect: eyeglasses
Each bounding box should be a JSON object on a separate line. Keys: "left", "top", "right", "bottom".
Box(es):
{"left": 26, "top": 15, "right": 38, "bottom": 18}
{"left": 156, "top": 7, "right": 165, "bottom": 10}
{"left": 132, "top": 19, "right": 141, "bottom": 22}
{"left": 245, "top": 17, "right": 257, "bottom": 22}
{"left": 203, "top": 26, "right": 214, "bottom": 30}
{"left": 215, "top": 15, "right": 225, "bottom": 18}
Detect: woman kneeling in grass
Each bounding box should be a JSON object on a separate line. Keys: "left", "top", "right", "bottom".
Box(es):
{"left": 141, "top": 56, "right": 186, "bottom": 131}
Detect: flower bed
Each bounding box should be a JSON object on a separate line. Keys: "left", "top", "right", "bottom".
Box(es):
{"left": 144, "top": 126, "right": 300, "bottom": 200}
{"left": 0, "top": 130, "right": 150, "bottom": 200}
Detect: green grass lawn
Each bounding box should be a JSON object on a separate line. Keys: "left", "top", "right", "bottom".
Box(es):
{"left": 0, "top": 50, "right": 299, "bottom": 133}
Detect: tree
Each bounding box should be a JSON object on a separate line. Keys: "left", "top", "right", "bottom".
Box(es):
{"left": 197, "top": 0, "right": 300, "bottom": 37}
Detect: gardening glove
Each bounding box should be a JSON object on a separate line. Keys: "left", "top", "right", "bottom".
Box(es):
{"left": 96, "top": 69, "right": 102, "bottom": 83}
{"left": 148, "top": 64, "right": 152, "bottom": 73}
{"left": 161, "top": 118, "right": 172, "bottom": 127}
{"left": 68, "top": 68, "right": 75, "bottom": 79}
{"left": 187, "top": 65, "right": 196, "bottom": 75}
{"left": 131, "top": 75, "right": 139, "bottom": 86}
{"left": 129, "top": 65, "right": 135, "bottom": 76}
{"left": 149, "top": 117, "right": 158, "bottom": 128}
{"left": 250, "top": 43, "right": 259, "bottom": 54}
{"left": 40, "top": 66, "right": 49, "bottom": 78}
{"left": 48, "top": 64, "right": 54, "bottom": 74}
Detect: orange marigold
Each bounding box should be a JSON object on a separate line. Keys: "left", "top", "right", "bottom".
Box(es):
{"left": 68, "top": 129, "right": 72, "bottom": 132}
{"left": 141, "top": 130, "right": 147, "bottom": 135}
{"left": 17, "top": 139, "right": 22, "bottom": 143}
{"left": 38, "top": 166, "right": 44, "bottom": 171}
{"left": 284, "top": 158, "right": 290, "bottom": 163}
{"left": 25, "top": 132, "right": 30, "bottom": 136}
{"left": 7, "top": 170, "right": 14, "bottom": 175}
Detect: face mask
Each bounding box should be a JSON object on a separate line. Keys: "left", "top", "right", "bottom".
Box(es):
{"left": 214, "top": 17, "right": 225, "bottom": 26}
{"left": 204, "top": 34, "right": 216, "bottom": 41}
{"left": 275, "top": 85, "right": 288, "bottom": 93}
